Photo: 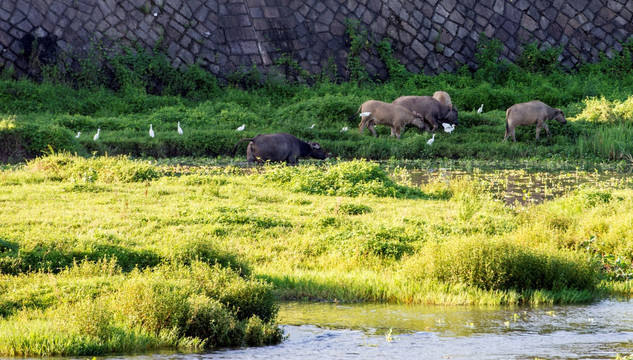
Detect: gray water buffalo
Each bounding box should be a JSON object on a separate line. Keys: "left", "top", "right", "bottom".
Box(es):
{"left": 504, "top": 100, "right": 567, "bottom": 142}
{"left": 357, "top": 100, "right": 425, "bottom": 139}
{"left": 232, "top": 133, "right": 328, "bottom": 165}
{"left": 392, "top": 96, "right": 458, "bottom": 132}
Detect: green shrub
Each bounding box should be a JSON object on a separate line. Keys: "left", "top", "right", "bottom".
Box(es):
{"left": 262, "top": 160, "right": 426, "bottom": 198}
{"left": 26, "top": 153, "right": 159, "bottom": 183}
{"left": 183, "top": 295, "right": 236, "bottom": 346}
{"left": 358, "top": 227, "right": 415, "bottom": 260}
{"left": 0, "top": 262, "right": 282, "bottom": 356}
{"left": 417, "top": 237, "right": 600, "bottom": 292}
{"left": 516, "top": 42, "right": 563, "bottom": 74}
{"left": 274, "top": 94, "right": 361, "bottom": 129}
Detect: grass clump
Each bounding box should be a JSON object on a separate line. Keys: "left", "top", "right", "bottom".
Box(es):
{"left": 26, "top": 152, "right": 158, "bottom": 183}
{"left": 0, "top": 261, "right": 282, "bottom": 357}
{"left": 260, "top": 160, "right": 426, "bottom": 198}
{"left": 410, "top": 237, "right": 599, "bottom": 292}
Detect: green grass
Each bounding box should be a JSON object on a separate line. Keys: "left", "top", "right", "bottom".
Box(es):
{"left": 3, "top": 41, "right": 633, "bottom": 356}
{"left": 2, "top": 154, "right": 633, "bottom": 355}
{"left": 2, "top": 60, "right": 633, "bottom": 164}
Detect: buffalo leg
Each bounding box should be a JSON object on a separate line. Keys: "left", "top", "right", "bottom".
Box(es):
{"left": 542, "top": 122, "right": 551, "bottom": 137}
{"left": 368, "top": 122, "right": 378, "bottom": 137}
{"left": 504, "top": 127, "right": 517, "bottom": 142}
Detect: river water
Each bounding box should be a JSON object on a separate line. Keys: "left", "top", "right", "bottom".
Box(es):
{"left": 111, "top": 300, "right": 633, "bottom": 360}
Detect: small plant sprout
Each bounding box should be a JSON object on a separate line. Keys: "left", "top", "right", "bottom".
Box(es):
{"left": 236, "top": 124, "right": 246, "bottom": 131}
{"left": 513, "top": 313, "right": 520, "bottom": 322}
{"left": 149, "top": 124, "right": 155, "bottom": 138}
{"left": 93, "top": 128, "right": 100, "bottom": 141}
{"left": 177, "top": 122, "right": 183, "bottom": 135}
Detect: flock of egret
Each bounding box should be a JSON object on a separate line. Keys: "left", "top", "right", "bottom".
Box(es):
{"left": 82, "top": 104, "right": 482, "bottom": 145}
{"left": 82, "top": 121, "right": 246, "bottom": 141}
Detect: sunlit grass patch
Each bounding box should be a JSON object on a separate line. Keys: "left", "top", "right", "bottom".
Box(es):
{"left": 0, "top": 261, "right": 282, "bottom": 357}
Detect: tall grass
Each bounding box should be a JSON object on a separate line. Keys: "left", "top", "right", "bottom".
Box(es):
{"left": 573, "top": 96, "right": 633, "bottom": 160}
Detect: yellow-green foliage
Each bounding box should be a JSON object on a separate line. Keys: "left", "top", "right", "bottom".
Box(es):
{"left": 410, "top": 236, "right": 599, "bottom": 291}
{"left": 260, "top": 160, "right": 425, "bottom": 198}
{"left": 25, "top": 152, "right": 158, "bottom": 183}
{"left": 2, "top": 154, "right": 633, "bottom": 355}
{"left": 0, "top": 261, "right": 282, "bottom": 356}
{"left": 575, "top": 96, "right": 633, "bottom": 123}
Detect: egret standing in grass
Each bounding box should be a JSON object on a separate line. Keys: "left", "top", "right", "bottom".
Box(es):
{"left": 309, "top": 123, "right": 316, "bottom": 129}
{"left": 442, "top": 123, "right": 455, "bottom": 133}
{"left": 93, "top": 129, "right": 100, "bottom": 141}
{"left": 236, "top": 124, "right": 245, "bottom": 131}
{"left": 177, "top": 122, "right": 184, "bottom": 135}
{"left": 75, "top": 131, "right": 81, "bottom": 138}
{"left": 149, "top": 124, "right": 155, "bottom": 138}
{"left": 477, "top": 104, "right": 484, "bottom": 114}
{"left": 427, "top": 133, "right": 435, "bottom": 145}
{"left": 340, "top": 126, "right": 348, "bottom": 132}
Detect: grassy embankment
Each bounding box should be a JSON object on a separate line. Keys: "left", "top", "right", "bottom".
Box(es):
{"left": 1, "top": 35, "right": 633, "bottom": 356}
{"left": 2, "top": 37, "right": 633, "bottom": 165}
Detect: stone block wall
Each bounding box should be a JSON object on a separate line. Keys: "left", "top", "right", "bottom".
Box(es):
{"left": 1, "top": 0, "right": 632, "bottom": 81}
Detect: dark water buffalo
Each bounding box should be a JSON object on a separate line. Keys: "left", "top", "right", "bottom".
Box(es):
{"left": 232, "top": 133, "right": 328, "bottom": 165}
{"left": 504, "top": 100, "right": 567, "bottom": 142}
{"left": 392, "top": 96, "right": 458, "bottom": 132}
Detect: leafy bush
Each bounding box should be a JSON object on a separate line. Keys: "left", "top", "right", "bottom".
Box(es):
{"left": 516, "top": 42, "right": 563, "bottom": 74}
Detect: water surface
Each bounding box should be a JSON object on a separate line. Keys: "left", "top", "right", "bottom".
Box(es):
{"left": 205, "top": 300, "right": 633, "bottom": 359}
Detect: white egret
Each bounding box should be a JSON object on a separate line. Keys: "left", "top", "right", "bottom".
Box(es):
{"left": 309, "top": 123, "right": 316, "bottom": 129}
{"left": 359, "top": 112, "right": 371, "bottom": 117}
{"left": 477, "top": 104, "right": 483, "bottom": 114}
{"left": 177, "top": 122, "right": 184, "bottom": 135}
{"left": 236, "top": 124, "right": 245, "bottom": 131}
{"left": 149, "top": 124, "right": 155, "bottom": 138}
{"left": 93, "top": 129, "right": 100, "bottom": 141}
{"left": 427, "top": 133, "right": 435, "bottom": 145}
{"left": 442, "top": 123, "right": 455, "bottom": 133}
{"left": 75, "top": 131, "right": 81, "bottom": 138}
{"left": 340, "top": 126, "right": 348, "bottom": 132}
